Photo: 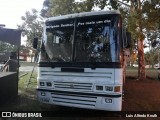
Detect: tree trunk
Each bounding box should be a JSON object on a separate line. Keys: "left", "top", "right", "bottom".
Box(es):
{"left": 137, "top": 0, "right": 146, "bottom": 80}
{"left": 138, "top": 39, "right": 146, "bottom": 80}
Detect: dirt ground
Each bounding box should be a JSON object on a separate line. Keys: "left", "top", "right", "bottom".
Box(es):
{"left": 123, "top": 78, "right": 160, "bottom": 111}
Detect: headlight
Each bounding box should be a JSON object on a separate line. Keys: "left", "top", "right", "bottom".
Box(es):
{"left": 40, "top": 82, "right": 45, "bottom": 86}
{"left": 96, "top": 85, "right": 103, "bottom": 90}
{"left": 95, "top": 85, "right": 121, "bottom": 92}
{"left": 105, "top": 86, "right": 113, "bottom": 91}
{"left": 46, "top": 82, "right": 52, "bottom": 87}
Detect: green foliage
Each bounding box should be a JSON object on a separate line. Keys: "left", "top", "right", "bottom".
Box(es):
{"left": 119, "top": 0, "right": 160, "bottom": 46}
{"left": 49, "top": 0, "right": 75, "bottom": 16}
{"left": 0, "top": 41, "right": 18, "bottom": 52}
{"left": 40, "top": 0, "right": 120, "bottom": 17}
{"left": 142, "top": 0, "right": 160, "bottom": 30}
{"left": 40, "top": 0, "right": 51, "bottom": 17}
{"left": 17, "top": 9, "right": 43, "bottom": 47}
{"left": 41, "top": 0, "right": 94, "bottom": 17}
{"left": 146, "top": 30, "right": 160, "bottom": 48}
{"left": 145, "top": 49, "right": 159, "bottom": 66}
{"left": 109, "top": 0, "right": 118, "bottom": 10}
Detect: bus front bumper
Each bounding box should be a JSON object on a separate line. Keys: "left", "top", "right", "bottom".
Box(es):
{"left": 37, "top": 89, "right": 122, "bottom": 111}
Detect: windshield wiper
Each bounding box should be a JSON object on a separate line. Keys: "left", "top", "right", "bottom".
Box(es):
{"left": 52, "top": 57, "right": 65, "bottom": 62}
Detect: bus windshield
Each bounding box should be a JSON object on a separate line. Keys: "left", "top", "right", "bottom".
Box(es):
{"left": 45, "top": 14, "right": 121, "bottom": 63}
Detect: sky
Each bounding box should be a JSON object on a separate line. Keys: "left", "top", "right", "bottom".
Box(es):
{"left": 0, "top": 0, "right": 44, "bottom": 28}
{"left": 0, "top": 0, "right": 44, "bottom": 45}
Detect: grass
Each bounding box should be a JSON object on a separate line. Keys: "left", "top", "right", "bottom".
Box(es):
{"left": 19, "top": 72, "right": 37, "bottom": 94}
{"left": 126, "top": 67, "right": 157, "bottom": 80}
{"left": 19, "top": 61, "right": 37, "bottom": 66}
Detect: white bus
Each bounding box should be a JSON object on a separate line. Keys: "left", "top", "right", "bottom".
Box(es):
{"left": 34, "top": 10, "right": 130, "bottom": 111}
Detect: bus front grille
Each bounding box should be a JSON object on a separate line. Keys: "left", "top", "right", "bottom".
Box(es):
{"left": 51, "top": 91, "right": 97, "bottom": 108}
{"left": 54, "top": 81, "right": 93, "bottom": 91}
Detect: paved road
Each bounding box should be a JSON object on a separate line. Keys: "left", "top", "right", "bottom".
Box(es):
{"left": 19, "top": 66, "right": 38, "bottom": 72}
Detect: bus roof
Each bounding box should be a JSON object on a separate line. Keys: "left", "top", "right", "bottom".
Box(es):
{"left": 46, "top": 10, "right": 120, "bottom": 22}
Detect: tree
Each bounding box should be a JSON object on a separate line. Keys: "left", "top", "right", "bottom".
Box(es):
{"left": 118, "top": 0, "right": 159, "bottom": 80}
{"left": 145, "top": 48, "right": 159, "bottom": 68}
{"left": 40, "top": 0, "right": 119, "bottom": 17}
{"left": 17, "top": 9, "right": 43, "bottom": 47}
{"left": 128, "top": 0, "right": 159, "bottom": 80}
{"left": 41, "top": 0, "right": 51, "bottom": 17}
{"left": 41, "top": 0, "right": 94, "bottom": 17}
{"left": 0, "top": 41, "right": 17, "bottom": 52}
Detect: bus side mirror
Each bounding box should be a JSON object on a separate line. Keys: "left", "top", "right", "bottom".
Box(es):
{"left": 123, "top": 32, "right": 131, "bottom": 48}
{"left": 33, "top": 37, "right": 38, "bottom": 49}
{"left": 126, "top": 32, "right": 131, "bottom": 48}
